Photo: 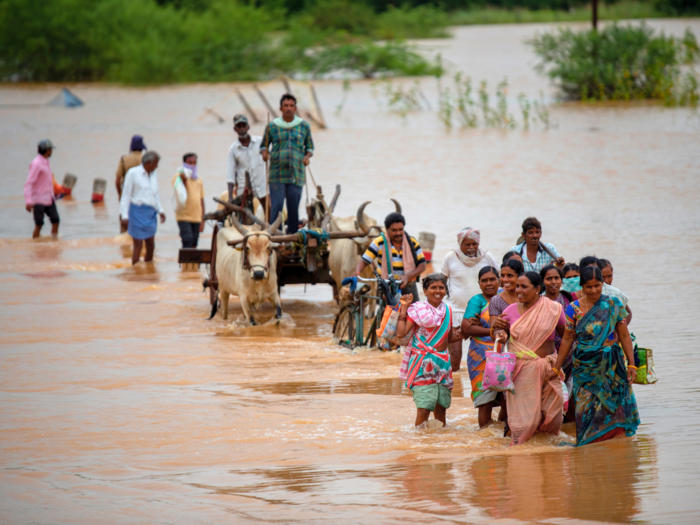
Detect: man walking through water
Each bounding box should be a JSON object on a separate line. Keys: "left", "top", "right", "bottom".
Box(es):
{"left": 25, "top": 139, "right": 60, "bottom": 239}
{"left": 352, "top": 212, "right": 427, "bottom": 302}
{"left": 260, "top": 94, "right": 314, "bottom": 234}
{"left": 116, "top": 135, "right": 147, "bottom": 233}
{"left": 227, "top": 114, "right": 267, "bottom": 219}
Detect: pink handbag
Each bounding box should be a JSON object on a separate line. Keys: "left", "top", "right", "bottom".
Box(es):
{"left": 482, "top": 338, "right": 516, "bottom": 394}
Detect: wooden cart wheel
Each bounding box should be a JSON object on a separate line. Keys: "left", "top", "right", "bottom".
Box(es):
{"left": 209, "top": 223, "right": 219, "bottom": 306}
{"left": 333, "top": 305, "right": 356, "bottom": 348}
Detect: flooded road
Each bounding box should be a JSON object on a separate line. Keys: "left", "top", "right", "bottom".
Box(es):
{"left": 2, "top": 19, "right": 700, "bottom": 524}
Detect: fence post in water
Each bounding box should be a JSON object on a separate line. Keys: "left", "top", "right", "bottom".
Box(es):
{"left": 254, "top": 84, "right": 278, "bottom": 119}
{"left": 236, "top": 88, "right": 259, "bottom": 123}
{"left": 592, "top": 0, "right": 598, "bottom": 30}
{"left": 91, "top": 178, "right": 107, "bottom": 203}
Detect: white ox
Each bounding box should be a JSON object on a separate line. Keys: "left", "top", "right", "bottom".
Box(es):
{"left": 328, "top": 200, "right": 402, "bottom": 304}
{"left": 215, "top": 213, "right": 283, "bottom": 324}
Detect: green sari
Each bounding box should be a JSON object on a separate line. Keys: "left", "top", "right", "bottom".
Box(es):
{"left": 566, "top": 295, "right": 640, "bottom": 446}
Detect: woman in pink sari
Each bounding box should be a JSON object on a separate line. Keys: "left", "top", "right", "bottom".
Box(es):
{"left": 493, "top": 272, "right": 566, "bottom": 445}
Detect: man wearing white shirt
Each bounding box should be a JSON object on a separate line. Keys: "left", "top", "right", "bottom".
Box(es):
{"left": 440, "top": 227, "right": 500, "bottom": 370}
{"left": 226, "top": 114, "right": 267, "bottom": 219}
{"left": 119, "top": 151, "right": 166, "bottom": 265}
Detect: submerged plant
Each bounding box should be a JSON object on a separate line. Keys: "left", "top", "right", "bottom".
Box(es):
{"left": 436, "top": 73, "right": 552, "bottom": 130}
{"left": 529, "top": 23, "right": 700, "bottom": 107}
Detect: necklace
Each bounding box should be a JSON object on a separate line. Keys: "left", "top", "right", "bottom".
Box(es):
{"left": 504, "top": 289, "right": 516, "bottom": 304}
{"left": 518, "top": 296, "right": 538, "bottom": 315}
{"left": 581, "top": 295, "right": 589, "bottom": 313}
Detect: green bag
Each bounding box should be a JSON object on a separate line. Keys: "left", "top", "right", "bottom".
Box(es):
{"left": 634, "top": 347, "right": 658, "bottom": 385}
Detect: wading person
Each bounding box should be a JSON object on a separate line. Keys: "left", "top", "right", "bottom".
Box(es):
{"left": 353, "top": 212, "right": 426, "bottom": 302}
{"left": 566, "top": 256, "right": 632, "bottom": 326}
{"left": 489, "top": 259, "right": 524, "bottom": 322}
{"left": 546, "top": 266, "right": 640, "bottom": 446}
{"left": 116, "top": 135, "right": 146, "bottom": 233}
{"left": 510, "top": 217, "right": 564, "bottom": 272}
{"left": 227, "top": 114, "right": 267, "bottom": 217}
{"left": 441, "top": 227, "right": 500, "bottom": 372}
{"left": 396, "top": 274, "right": 462, "bottom": 428}
{"left": 120, "top": 151, "right": 165, "bottom": 265}
{"left": 24, "top": 140, "right": 60, "bottom": 239}
{"left": 493, "top": 272, "right": 565, "bottom": 445}
{"left": 461, "top": 266, "right": 506, "bottom": 428}
{"left": 260, "top": 94, "right": 314, "bottom": 234}
{"left": 563, "top": 263, "right": 580, "bottom": 279}
{"left": 173, "top": 153, "right": 205, "bottom": 248}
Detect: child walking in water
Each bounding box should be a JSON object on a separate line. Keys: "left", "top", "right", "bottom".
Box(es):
{"left": 396, "top": 274, "right": 462, "bottom": 427}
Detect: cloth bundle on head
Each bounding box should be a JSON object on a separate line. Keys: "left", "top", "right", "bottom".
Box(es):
{"left": 130, "top": 135, "right": 146, "bottom": 152}
{"left": 458, "top": 227, "right": 481, "bottom": 245}
{"left": 453, "top": 227, "right": 484, "bottom": 266}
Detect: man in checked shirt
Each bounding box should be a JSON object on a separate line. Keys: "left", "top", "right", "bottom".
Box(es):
{"left": 260, "top": 93, "right": 314, "bottom": 234}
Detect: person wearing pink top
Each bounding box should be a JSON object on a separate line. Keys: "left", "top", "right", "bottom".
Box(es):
{"left": 24, "top": 139, "right": 60, "bottom": 238}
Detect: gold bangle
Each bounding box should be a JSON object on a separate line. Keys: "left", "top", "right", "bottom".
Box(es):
{"left": 627, "top": 365, "right": 638, "bottom": 370}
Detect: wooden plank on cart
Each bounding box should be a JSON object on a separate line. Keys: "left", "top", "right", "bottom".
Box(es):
{"left": 178, "top": 249, "right": 212, "bottom": 265}
{"left": 306, "top": 237, "right": 318, "bottom": 272}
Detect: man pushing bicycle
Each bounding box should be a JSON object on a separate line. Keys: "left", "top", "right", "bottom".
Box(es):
{"left": 352, "top": 212, "right": 427, "bottom": 304}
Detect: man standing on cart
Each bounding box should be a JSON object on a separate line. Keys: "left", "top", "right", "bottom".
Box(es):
{"left": 227, "top": 114, "right": 268, "bottom": 219}
{"left": 260, "top": 94, "right": 314, "bottom": 234}
{"left": 352, "top": 212, "right": 426, "bottom": 303}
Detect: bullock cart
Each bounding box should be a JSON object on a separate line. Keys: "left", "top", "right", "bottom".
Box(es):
{"left": 178, "top": 185, "right": 375, "bottom": 320}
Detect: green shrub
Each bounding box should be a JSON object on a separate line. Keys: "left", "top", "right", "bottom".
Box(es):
{"left": 653, "top": 0, "right": 700, "bottom": 15}
{"left": 375, "top": 5, "right": 450, "bottom": 39}
{"left": 450, "top": 1, "right": 663, "bottom": 25}
{"left": 0, "top": 0, "right": 105, "bottom": 81}
{"left": 308, "top": 40, "right": 444, "bottom": 78}
{"left": 302, "top": 0, "right": 377, "bottom": 35}
{"left": 530, "top": 23, "right": 700, "bottom": 105}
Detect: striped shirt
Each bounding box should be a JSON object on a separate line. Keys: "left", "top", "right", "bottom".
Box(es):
{"left": 362, "top": 235, "right": 425, "bottom": 275}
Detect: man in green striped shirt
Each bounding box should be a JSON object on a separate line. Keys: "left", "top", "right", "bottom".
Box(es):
{"left": 260, "top": 93, "right": 314, "bottom": 234}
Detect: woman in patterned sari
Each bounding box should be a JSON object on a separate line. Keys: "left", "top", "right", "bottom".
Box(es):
{"left": 461, "top": 266, "right": 504, "bottom": 428}
{"left": 397, "top": 274, "right": 463, "bottom": 427}
{"left": 547, "top": 266, "right": 640, "bottom": 446}
{"left": 493, "top": 272, "right": 566, "bottom": 445}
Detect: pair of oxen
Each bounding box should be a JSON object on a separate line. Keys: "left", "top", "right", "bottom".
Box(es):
{"left": 214, "top": 201, "right": 401, "bottom": 324}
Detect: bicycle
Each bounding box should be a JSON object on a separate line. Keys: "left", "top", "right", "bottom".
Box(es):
{"left": 332, "top": 271, "right": 402, "bottom": 349}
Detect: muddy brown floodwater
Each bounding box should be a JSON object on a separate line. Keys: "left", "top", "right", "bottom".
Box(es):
{"left": 2, "top": 19, "right": 700, "bottom": 524}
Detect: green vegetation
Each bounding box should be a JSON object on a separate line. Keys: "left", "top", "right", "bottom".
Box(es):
{"left": 437, "top": 75, "right": 551, "bottom": 128}
{"left": 450, "top": 1, "right": 664, "bottom": 25}
{"left": 1, "top": 0, "right": 697, "bottom": 84}
{"left": 530, "top": 24, "right": 700, "bottom": 105}
{"left": 373, "top": 74, "right": 551, "bottom": 129}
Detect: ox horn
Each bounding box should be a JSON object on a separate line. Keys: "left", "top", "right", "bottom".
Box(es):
{"left": 230, "top": 212, "right": 251, "bottom": 236}
{"left": 356, "top": 201, "right": 371, "bottom": 235}
{"left": 391, "top": 198, "right": 402, "bottom": 214}
{"left": 266, "top": 212, "right": 284, "bottom": 235}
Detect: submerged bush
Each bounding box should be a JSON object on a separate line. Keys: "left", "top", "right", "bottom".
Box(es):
{"left": 309, "top": 40, "right": 444, "bottom": 79}
{"left": 530, "top": 24, "right": 700, "bottom": 105}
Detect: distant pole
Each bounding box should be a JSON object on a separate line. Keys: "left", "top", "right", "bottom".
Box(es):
{"left": 592, "top": 0, "right": 598, "bottom": 30}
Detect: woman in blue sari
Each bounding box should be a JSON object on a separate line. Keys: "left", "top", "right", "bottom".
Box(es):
{"left": 547, "top": 266, "right": 640, "bottom": 446}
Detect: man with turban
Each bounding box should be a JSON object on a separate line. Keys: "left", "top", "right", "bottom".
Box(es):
{"left": 440, "top": 227, "right": 500, "bottom": 371}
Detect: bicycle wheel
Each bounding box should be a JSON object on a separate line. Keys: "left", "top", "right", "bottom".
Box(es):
{"left": 333, "top": 305, "right": 357, "bottom": 348}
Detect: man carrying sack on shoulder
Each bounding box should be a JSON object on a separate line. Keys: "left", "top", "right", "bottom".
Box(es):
{"left": 352, "top": 212, "right": 427, "bottom": 303}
